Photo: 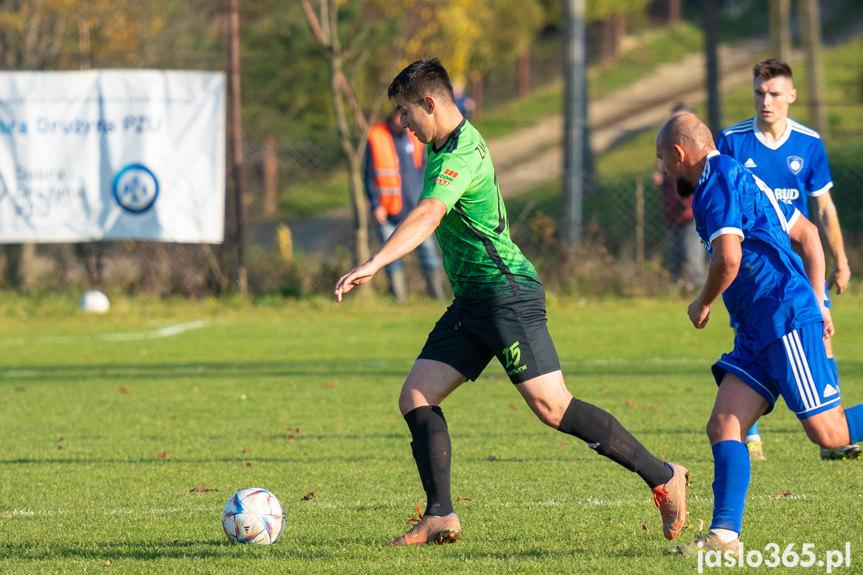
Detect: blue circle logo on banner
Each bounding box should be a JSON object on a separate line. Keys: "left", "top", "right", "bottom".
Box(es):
{"left": 113, "top": 164, "right": 159, "bottom": 213}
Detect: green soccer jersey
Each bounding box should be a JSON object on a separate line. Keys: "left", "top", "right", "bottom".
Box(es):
{"left": 421, "top": 119, "right": 543, "bottom": 307}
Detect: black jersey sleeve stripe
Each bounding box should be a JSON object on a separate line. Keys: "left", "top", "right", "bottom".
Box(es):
{"left": 492, "top": 174, "right": 506, "bottom": 234}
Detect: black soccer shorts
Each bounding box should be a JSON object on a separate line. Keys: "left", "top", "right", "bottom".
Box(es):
{"left": 417, "top": 296, "right": 561, "bottom": 384}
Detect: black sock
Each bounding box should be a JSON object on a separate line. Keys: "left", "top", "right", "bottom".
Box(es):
{"left": 557, "top": 397, "right": 672, "bottom": 489}
{"left": 403, "top": 406, "right": 454, "bottom": 516}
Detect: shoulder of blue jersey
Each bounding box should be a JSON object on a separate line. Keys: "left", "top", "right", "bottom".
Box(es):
{"left": 788, "top": 119, "right": 821, "bottom": 140}
{"left": 720, "top": 118, "right": 755, "bottom": 136}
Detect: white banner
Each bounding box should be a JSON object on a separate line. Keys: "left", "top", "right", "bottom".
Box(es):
{"left": 0, "top": 70, "right": 226, "bottom": 243}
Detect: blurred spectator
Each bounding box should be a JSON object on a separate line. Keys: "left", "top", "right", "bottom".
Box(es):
{"left": 453, "top": 82, "right": 475, "bottom": 121}
{"left": 364, "top": 110, "right": 445, "bottom": 301}
{"left": 653, "top": 102, "right": 706, "bottom": 292}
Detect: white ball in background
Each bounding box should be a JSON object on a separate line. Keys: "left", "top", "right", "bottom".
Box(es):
{"left": 80, "top": 290, "right": 110, "bottom": 314}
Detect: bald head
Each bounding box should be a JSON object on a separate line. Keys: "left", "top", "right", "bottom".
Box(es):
{"left": 655, "top": 113, "right": 717, "bottom": 197}
{"left": 656, "top": 113, "right": 715, "bottom": 159}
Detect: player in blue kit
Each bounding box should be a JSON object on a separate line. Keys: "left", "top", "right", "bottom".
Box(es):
{"left": 716, "top": 58, "right": 857, "bottom": 461}
{"left": 656, "top": 113, "right": 863, "bottom": 555}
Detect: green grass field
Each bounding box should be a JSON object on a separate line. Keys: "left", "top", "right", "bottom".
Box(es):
{"left": 2, "top": 295, "right": 862, "bottom": 574}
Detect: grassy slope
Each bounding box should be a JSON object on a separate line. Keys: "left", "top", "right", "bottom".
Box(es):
{"left": 1, "top": 295, "right": 861, "bottom": 574}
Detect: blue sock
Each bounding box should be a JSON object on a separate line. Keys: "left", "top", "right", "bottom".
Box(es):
{"left": 710, "top": 440, "right": 750, "bottom": 535}
{"left": 845, "top": 405, "right": 863, "bottom": 444}
{"left": 745, "top": 421, "right": 759, "bottom": 439}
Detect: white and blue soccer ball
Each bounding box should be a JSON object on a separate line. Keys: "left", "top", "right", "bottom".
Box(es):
{"left": 221, "top": 488, "right": 286, "bottom": 545}
{"left": 79, "top": 290, "right": 110, "bottom": 314}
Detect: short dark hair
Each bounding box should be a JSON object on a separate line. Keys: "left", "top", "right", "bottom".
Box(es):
{"left": 753, "top": 58, "right": 793, "bottom": 81}
{"left": 388, "top": 58, "right": 455, "bottom": 105}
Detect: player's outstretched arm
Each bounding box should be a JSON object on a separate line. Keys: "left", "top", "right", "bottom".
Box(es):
{"left": 812, "top": 193, "right": 850, "bottom": 294}
{"left": 789, "top": 214, "right": 833, "bottom": 338}
{"left": 688, "top": 234, "right": 741, "bottom": 329}
{"left": 334, "top": 198, "right": 446, "bottom": 302}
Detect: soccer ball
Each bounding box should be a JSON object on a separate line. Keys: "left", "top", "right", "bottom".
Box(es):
{"left": 79, "top": 290, "right": 110, "bottom": 314}
{"left": 221, "top": 488, "right": 286, "bottom": 545}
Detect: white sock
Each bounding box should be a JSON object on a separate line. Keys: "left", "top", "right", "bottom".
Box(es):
{"left": 709, "top": 528, "right": 739, "bottom": 543}
{"left": 745, "top": 434, "right": 761, "bottom": 443}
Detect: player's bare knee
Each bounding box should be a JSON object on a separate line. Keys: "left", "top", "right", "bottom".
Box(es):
{"left": 805, "top": 426, "right": 845, "bottom": 449}
{"left": 706, "top": 415, "right": 741, "bottom": 445}
{"left": 705, "top": 416, "right": 725, "bottom": 444}
{"left": 529, "top": 399, "right": 563, "bottom": 428}
{"left": 397, "top": 386, "right": 419, "bottom": 416}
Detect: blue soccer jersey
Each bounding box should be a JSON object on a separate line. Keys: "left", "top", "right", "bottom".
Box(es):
{"left": 692, "top": 151, "right": 822, "bottom": 348}
{"left": 715, "top": 117, "right": 832, "bottom": 219}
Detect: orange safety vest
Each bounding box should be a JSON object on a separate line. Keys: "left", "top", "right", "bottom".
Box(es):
{"left": 368, "top": 122, "right": 424, "bottom": 215}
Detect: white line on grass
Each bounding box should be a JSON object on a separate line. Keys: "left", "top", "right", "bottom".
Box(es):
{"left": 4, "top": 506, "right": 216, "bottom": 518}
{"left": 3, "top": 493, "right": 838, "bottom": 519}
{"left": 0, "top": 320, "right": 208, "bottom": 348}
{"left": 101, "top": 320, "right": 207, "bottom": 341}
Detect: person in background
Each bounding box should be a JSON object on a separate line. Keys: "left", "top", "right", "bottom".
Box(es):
{"left": 452, "top": 82, "right": 475, "bottom": 121}
{"left": 653, "top": 102, "right": 706, "bottom": 293}
{"left": 716, "top": 58, "right": 857, "bottom": 461}
{"left": 365, "top": 109, "right": 445, "bottom": 301}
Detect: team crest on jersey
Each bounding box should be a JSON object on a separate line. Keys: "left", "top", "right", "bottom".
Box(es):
{"left": 787, "top": 156, "right": 804, "bottom": 175}
{"left": 435, "top": 168, "right": 459, "bottom": 186}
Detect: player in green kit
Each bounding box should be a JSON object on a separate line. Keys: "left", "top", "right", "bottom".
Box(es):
{"left": 335, "top": 58, "right": 690, "bottom": 546}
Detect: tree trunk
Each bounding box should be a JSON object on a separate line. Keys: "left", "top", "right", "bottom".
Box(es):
{"left": 2, "top": 244, "right": 35, "bottom": 289}
{"left": 517, "top": 46, "right": 530, "bottom": 98}
{"left": 668, "top": 0, "right": 681, "bottom": 24}
{"left": 348, "top": 155, "right": 369, "bottom": 265}
{"left": 600, "top": 14, "right": 625, "bottom": 62}
{"left": 770, "top": 0, "right": 791, "bottom": 61}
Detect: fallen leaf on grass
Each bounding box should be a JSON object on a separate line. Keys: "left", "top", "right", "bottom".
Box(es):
{"left": 242, "top": 462, "right": 253, "bottom": 467}
{"left": 157, "top": 452, "right": 171, "bottom": 459}
{"left": 302, "top": 492, "right": 316, "bottom": 501}
{"left": 189, "top": 487, "right": 218, "bottom": 493}
{"left": 507, "top": 404, "right": 519, "bottom": 411}
{"left": 557, "top": 442, "right": 566, "bottom": 450}
{"left": 119, "top": 386, "right": 131, "bottom": 393}
{"left": 645, "top": 405, "right": 662, "bottom": 410}
{"left": 57, "top": 445, "right": 65, "bottom": 450}
{"left": 324, "top": 381, "right": 338, "bottom": 388}
{"left": 456, "top": 496, "right": 472, "bottom": 502}
{"left": 105, "top": 559, "right": 113, "bottom": 567}
{"left": 625, "top": 400, "right": 639, "bottom": 407}
{"left": 642, "top": 522, "right": 650, "bottom": 531}
{"left": 284, "top": 427, "right": 302, "bottom": 433}
{"left": 773, "top": 491, "right": 795, "bottom": 498}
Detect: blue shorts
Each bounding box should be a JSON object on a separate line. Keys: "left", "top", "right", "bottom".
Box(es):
{"left": 711, "top": 322, "right": 840, "bottom": 419}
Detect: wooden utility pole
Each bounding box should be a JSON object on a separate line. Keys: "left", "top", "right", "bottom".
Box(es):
{"left": 769, "top": 0, "right": 791, "bottom": 60}
{"left": 799, "top": 0, "right": 827, "bottom": 137}
{"left": 229, "top": 0, "right": 247, "bottom": 294}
